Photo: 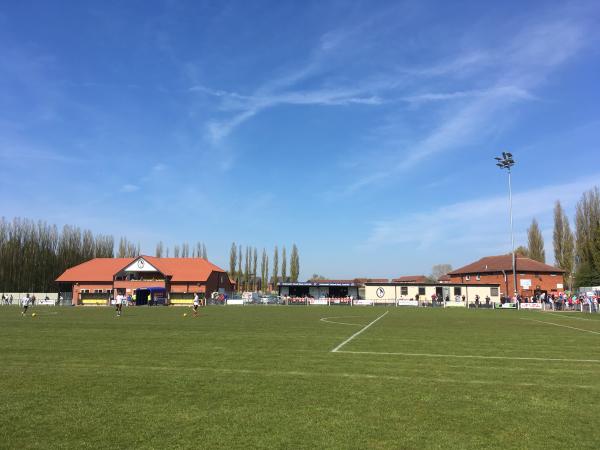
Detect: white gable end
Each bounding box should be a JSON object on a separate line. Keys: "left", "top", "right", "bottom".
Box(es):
{"left": 124, "top": 258, "right": 160, "bottom": 272}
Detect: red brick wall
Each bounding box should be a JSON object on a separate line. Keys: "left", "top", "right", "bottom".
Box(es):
{"left": 72, "top": 282, "right": 113, "bottom": 305}
{"left": 170, "top": 283, "right": 205, "bottom": 294}
{"left": 205, "top": 271, "right": 234, "bottom": 297}
{"left": 449, "top": 272, "right": 565, "bottom": 297}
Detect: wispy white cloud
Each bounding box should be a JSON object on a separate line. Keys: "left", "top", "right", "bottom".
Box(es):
{"left": 401, "top": 86, "right": 535, "bottom": 105}
{"left": 196, "top": 83, "right": 385, "bottom": 144}
{"left": 338, "top": 14, "right": 590, "bottom": 195}
{"left": 0, "top": 137, "right": 84, "bottom": 165}
{"left": 121, "top": 184, "right": 140, "bottom": 193}
{"left": 363, "top": 175, "right": 600, "bottom": 262}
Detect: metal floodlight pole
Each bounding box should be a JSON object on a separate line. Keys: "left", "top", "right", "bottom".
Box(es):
{"left": 495, "top": 152, "right": 517, "bottom": 298}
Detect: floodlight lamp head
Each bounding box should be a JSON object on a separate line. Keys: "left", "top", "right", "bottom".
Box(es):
{"left": 505, "top": 152, "right": 512, "bottom": 158}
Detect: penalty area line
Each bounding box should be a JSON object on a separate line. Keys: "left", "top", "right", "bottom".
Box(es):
{"left": 331, "top": 310, "right": 388, "bottom": 353}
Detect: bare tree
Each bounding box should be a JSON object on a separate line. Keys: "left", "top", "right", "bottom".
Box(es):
{"left": 430, "top": 264, "right": 452, "bottom": 281}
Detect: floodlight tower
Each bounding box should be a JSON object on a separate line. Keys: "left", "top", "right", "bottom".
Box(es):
{"left": 495, "top": 152, "right": 517, "bottom": 298}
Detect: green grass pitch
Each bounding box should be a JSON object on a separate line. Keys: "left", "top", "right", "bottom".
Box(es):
{"left": 1, "top": 306, "right": 599, "bottom": 449}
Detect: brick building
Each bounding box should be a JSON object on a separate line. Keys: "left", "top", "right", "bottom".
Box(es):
{"left": 56, "top": 255, "right": 233, "bottom": 305}
{"left": 447, "top": 255, "right": 565, "bottom": 297}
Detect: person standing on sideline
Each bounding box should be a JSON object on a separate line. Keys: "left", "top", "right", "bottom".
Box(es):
{"left": 115, "top": 294, "right": 123, "bottom": 317}
{"left": 193, "top": 293, "right": 200, "bottom": 317}
{"left": 21, "top": 294, "right": 31, "bottom": 316}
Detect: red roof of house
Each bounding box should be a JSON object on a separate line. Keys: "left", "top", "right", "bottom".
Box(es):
{"left": 391, "top": 275, "right": 429, "bottom": 283}
{"left": 354, "top": 278, "right": 389, "bottom": 283}
{"left": 448, "top": 255, "right": 564, "bottom": 275}
{"left": 56, "top": 256, "right": 227, "bottom": 283}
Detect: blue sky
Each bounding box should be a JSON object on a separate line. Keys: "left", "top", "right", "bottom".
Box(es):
{"left": 1, "top": 1, "right": 599, "bottom": 278}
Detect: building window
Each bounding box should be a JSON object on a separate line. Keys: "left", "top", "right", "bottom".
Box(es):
{"left": 454, "top": 287, "right": 462, "bottom": 296}
{"left": 418, "top": 287, "right": 425, "bottom": 296}
{"left": 476, "top": 275, "right": 481, "bottom": 281}
{"left": 80, "top": 289, "right": 89, "bottom": 294}
{"left": 94, "top": 289, "right": 102, "bottom": 293}
{"left": 400, "top": 286, "right": 408, "bottom": 296}
{"left": 491, "top": 287, "right": 499, "bottom": 296}
{"left": 465, "top": 275, "right": 471, "bottom": 281}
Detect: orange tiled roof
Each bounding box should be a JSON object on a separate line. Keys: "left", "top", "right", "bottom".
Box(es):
{"left": 448, "top": 255, "right": 564, "bottom": 275}
{"left": 56, "top": 256, "right": 227, "bottom": 283}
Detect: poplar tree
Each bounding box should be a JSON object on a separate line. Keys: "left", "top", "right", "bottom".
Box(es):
{"left": 244, "top": 246, "right": 250, "bottom": 291}
{"left": 155, "top": 241, "right": 164, "bottom": 257}
{"left": 527, "top": 219, "right": 545, "bottom": 263}
{"left": 281, "top": 246, "right": 287, "bottom": 283}
{"left": 553, "top": 201, "right": 574, "bottom": 287}
{"left": 575, "top": 187, "right": 600, "bottom": 266}
{"left": 272, "top": 246, "right": 279, "bottom": 287}
{"left": 252, "top": 247, "right": 258, "bottom": 291}
{"left": 260, "top": 249, "right": 267, "bottom": 292}
{"left": 237, "top": 244, "right": 242, "bottom": 290}
{"left": 574, "top": 187, "right": 600, "bottom": 287}
{"left": 229, "top": 242, "right": 237, "bottom": 278}
{"left": 290, "top": 244, "right": 300, "bottom": 282}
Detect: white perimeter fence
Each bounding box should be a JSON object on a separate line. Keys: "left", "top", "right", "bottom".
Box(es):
{"left": 2, "top": 294, "right": 598, "bottom": 313}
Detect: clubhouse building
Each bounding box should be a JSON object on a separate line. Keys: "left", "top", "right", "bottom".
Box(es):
{"left": 56, "top": 256, "right": 233, "bottom": 305}
{"left": 448, "top": 255, "right": 565, "bottom": 297}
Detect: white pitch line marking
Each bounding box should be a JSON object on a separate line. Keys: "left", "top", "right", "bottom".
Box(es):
{"left": 320, "top": 316, "right": 363, "bottom": 326}
{"left": 6, "top": 361, "right": 597, "bottom": 388}
{"left": 543, "top": 312, "right": 598, "bottom": 321}
{"left": 334, "top": 350, "right": 600, "bottom": 364}
{"left": 331, "top": 310, "right": 388, "bottom": 353}
{"left": 520, "top": 318, "right": 600, "bottom": 335}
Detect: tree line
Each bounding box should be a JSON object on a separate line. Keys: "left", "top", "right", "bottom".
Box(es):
{"left": 228, "top": 243, "right": 300, "bottom": 292}
{"left": 153, "top": 241, "right": 207, "bottom": 259}
{"left": 516, "top": 186, "right": 600, "bottom": 288}
{"left": 0, "top": 217, "right": 114, "bottom": 292}
{"left": 0, "top": 217, "right": 213, "bottom": 293}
